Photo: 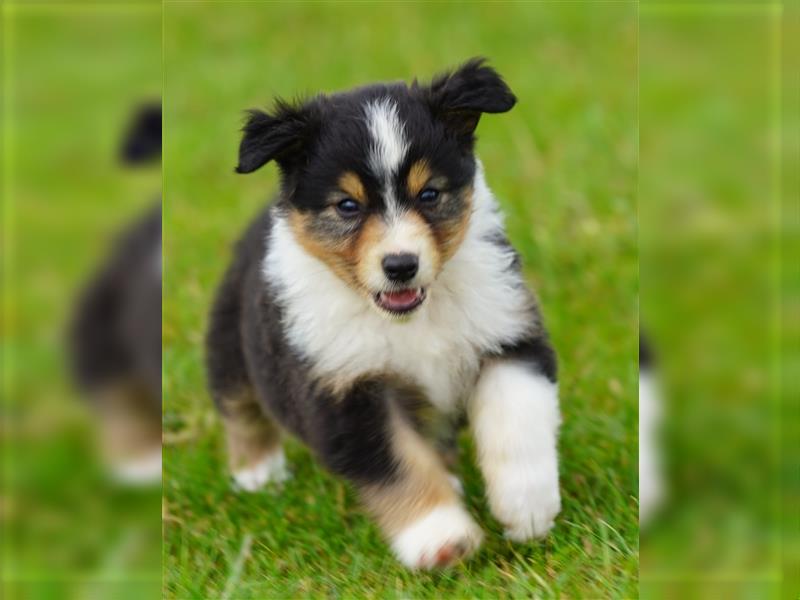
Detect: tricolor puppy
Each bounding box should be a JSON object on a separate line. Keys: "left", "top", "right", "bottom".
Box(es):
{"left": 207, "top": 59, "right": 561, "bottom": 569}
{"left": 69, "top": 103, "right": 162, "bottom": 485}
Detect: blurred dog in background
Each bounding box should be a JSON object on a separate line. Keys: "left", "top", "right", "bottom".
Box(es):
{"left": 69, "top": 103, "right": 162, "bottom": 484}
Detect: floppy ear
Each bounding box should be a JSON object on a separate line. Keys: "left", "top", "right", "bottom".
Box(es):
{"left": 236, "top": 99, "right": 318, "bottom": 174}
{"left": 425, "top": 57, "right": 516, "bottom": 137}
{"left": 120, "top": 102, "right": 161, "bottom": 165}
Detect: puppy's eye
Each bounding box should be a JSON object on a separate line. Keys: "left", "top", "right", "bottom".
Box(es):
{"left": 336, "top": 198, "right": 361, "bottom": 217}
{"left": 418, "top": 188, "right": 439, "bottom": 204}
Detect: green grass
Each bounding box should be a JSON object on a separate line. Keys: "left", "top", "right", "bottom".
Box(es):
{"left": 638, "top": 7, "right": 787, "bottom": 598}
{"left": 2, "top": 3, "right": 162, "bottom": 599}
{"left": 162, "top": 2, "right": 638, "bottom": 598}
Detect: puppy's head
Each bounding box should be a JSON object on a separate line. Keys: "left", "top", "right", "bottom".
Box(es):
{"left": 237, "top": 58, "right": 516, "bottom": 319}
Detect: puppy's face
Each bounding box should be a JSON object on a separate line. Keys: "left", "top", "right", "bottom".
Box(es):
{"left": 237, "top": 59, "right": 516, "bottom": 318}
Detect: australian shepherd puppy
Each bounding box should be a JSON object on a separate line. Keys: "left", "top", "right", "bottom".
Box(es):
{"left": 69, "top": 103, "right": 162, "bottom": 484}
{"left": 206, "top": 59, "right": 561, "bottom": 569}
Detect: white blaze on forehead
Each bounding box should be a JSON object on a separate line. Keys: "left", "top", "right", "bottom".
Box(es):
{"left": 382, "top": 216, "right": 426, "bottom": 254}
{"left": 365, "top": 98, "right": 408, "bottom": 179}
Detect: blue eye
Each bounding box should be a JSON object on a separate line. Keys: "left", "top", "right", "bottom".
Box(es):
{"left": 418, "top": 188, "right": 439, "bottom": 203}
{"left": 336, "top": 198, "right": 361, "bottom": 217}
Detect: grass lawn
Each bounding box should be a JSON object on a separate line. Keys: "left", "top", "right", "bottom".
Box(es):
{"left": 2, "top": 3, "right": 161, "bottom": 598}
{"left": 162, "top": 3, "right": 638, "bottom": 598}
{"left": 639, "top": 7, "right": 787, "bottom": 598}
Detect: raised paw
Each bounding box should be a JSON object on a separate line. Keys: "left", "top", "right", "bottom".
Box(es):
{"left": 231, "top": 448, "right": 290, "bottom": 492}
{"left": 390, "top": 505, "right": 483, "bottom": 569}
{"left": 488, "top": 457, "right": 561, "bottom": 542}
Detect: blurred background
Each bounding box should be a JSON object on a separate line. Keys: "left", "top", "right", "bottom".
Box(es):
{"left": 1, "top": 2, "right": 162, "bottom": 598}
{"left": 639, "top": 2, "right": 795, "bottom": 598}
{"left": 162, "top": 3, "right": 638, "bottom": 598}
{"left": 2, "top": 1, "right": 796, "bottom": 599}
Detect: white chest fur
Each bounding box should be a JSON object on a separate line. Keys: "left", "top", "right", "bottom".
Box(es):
{"left": 264, "top": 169, "right": 534, "bottom": 414}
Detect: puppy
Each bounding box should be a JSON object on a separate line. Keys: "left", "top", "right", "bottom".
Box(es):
{"left": 207, "top": 59, "right": 561, "bottom": 569}
{"left": 69, "top": 103, "right": 162, "bottom": 484}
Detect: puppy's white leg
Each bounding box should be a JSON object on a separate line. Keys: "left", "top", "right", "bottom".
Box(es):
{"left": 639, "top": 371, "right": 663, "bottom": 525}
{"left": 469, "top": 361, "right": 561, "bottom": 541}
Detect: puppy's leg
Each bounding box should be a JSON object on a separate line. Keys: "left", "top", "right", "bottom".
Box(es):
{"left": 366, "top": 410, "right": 482, "bottom": 568}
{"left": 312, "top": 380, "right": 482, "bottom": 569}
{"left": 218, "top": 389, "right": 287, "bottom": 492}
{"left": 95, "top": 381, "right": 162, "bottom": 485}
{"left": 206, "top": 259, "right": 286, "bottom": 491}
{"left": 469, "top": 337, "right": 561, "bottom": 541}
{"left": 639, "top": 368, "right": 663, "bottom": 526}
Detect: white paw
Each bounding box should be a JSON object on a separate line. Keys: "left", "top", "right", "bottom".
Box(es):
{"left": 469, "top": 363, "right": 562, "bottom": 541}
{"left": 448, "top": 474, "right": 464, "bottom": 496}
{"left": 639, "top": 371, "right": 664, "bottom": 526}
{"left": 639, "top": 459, "right": 663, "bottom": 527}
{"left": 232, "top": 449, "right": 290, "bottom": 492}
{"left": 488, "top": 457, "right": 561, "bottom": 542}
{"left": 391, "top": 504, "right": 483, "bottom": 569}
{"left": 111, "top": 446, "right": 162, "bottom": 486}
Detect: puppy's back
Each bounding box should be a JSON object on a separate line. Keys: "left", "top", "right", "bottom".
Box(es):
{"left": 205, "top": 207, "right": 273, "bottom": 403}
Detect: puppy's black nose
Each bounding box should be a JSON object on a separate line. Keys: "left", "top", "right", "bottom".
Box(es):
{"left": 382, "top": 253, "right": 419, "bottom": 282}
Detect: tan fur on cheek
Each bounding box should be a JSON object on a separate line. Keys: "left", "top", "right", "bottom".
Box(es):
{"left": 435, "top": 187, "right": 473, "bottom": 264}
{"left": 287, "top": 211, "right": 360, "bottom": 287}
{"left": 407, "top": 160, "right": 432, "bottom": 197}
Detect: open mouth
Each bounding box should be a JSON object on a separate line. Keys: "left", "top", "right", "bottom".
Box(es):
{"left": 374, "top": 287, "right": 426, "bottom": 315}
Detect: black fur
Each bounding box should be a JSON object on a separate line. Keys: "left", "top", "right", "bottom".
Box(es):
{"left": 207, "top": 208, "right": 402, "bottom": 484}
{"left": 120, "top": 102, "right": 161, "bottom": 166}
{"left": 482, "top": 230, "right": 555, "bottom": 381}
{"left": 69, "top": 201, "right": 162, "bottom": 407}
{"left": 234, "top": 58, "right": 514, "bottom": 214}
{"left": 423, "top": 56, "right": 517, "bottom": 140}
{"left": 229, "top": 59, "right": 519, "bottom": 301}
{"left": 71, "top": 102, "right": 162, "bottom": 408}
{"left": 236, "top": 100, "right": 323, "bottom": 174}
{"left": 492, "top": 335, "right": 558, "bottom": 383}
{"left": 307, "top": 379, "right": 401, "bottom": 484}
{"left": 640, "top": 333, "right": 653, "bottom": 370}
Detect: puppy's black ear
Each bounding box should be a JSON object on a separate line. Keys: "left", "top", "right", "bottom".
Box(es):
{"left": 120, "top": 102, "right": 161, "bottom": 166}
{"left": 424, "top": 57, "right": 516, "bottom": 136}
{"left": 236, "top": 99, "right": 318, "bottom": 174}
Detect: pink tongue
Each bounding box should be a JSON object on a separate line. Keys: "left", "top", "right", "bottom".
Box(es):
{"left": 382, "top": 289, "right": 419, "bottom": 307}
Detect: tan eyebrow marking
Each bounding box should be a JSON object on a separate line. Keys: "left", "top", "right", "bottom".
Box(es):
{"left": 338, "top": 171, "right": 367, "bottom": 204}
{"left": 407, "top": 160, "right": 432, "bottom": 197}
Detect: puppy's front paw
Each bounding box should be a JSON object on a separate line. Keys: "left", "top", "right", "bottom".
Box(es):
{"left": 391, "top": 505, "right": 483, "bottom": 569}
{"left": 488, "top": 457, "right": 561, "bottom": 542}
